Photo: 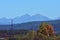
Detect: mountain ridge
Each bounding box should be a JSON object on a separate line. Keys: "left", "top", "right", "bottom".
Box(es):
{"left": 0, "top": 14, "right": 50, "bottom": 25}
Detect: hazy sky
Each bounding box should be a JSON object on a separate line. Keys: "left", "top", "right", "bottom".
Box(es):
{"left": 0, "top": 0, "right": 60, "bottom": 19}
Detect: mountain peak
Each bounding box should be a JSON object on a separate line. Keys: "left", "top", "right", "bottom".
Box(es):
{"left": 33, "top": 14, "right": 47, "bottom": 17}
{"left": 23, "top": 14, "right": 30, "bottom": 16}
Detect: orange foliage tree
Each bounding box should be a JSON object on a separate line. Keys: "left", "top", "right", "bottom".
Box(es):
{"left": 38, "top": 22, "right": 56, "bottom": 37}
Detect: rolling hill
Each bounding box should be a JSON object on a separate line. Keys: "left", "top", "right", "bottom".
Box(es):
{"left": 0, "top": 20, "right": 60, "bottom": 33}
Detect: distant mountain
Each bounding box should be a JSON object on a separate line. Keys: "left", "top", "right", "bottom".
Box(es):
{"left": 30, "top": 14, "right": 50, "bottom": 21}
{"left": 0, "top": 18, "right": 11, "bottom": 25}
{"left": 0, "top": 14, "right": 50, "bottom": 24}
{"left": 56, "top": 17, "right": 60, "bottom": 20}
{"left": 0, "top": 20, "right": 60, "bottom": 33}
{"left": 13, "top": 14, "right": 31, "bottom": 24}
{"left": 13, "top": 14, "right": 50, "bottom": 24}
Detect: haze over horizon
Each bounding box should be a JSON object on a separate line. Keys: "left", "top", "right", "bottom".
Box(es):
{"left": 0, "top": 0, "right": 60, "bottom": 19}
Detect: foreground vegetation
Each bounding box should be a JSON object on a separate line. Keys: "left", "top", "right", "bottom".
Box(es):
{"left": 0, "top": 22, "right": 60, "bottom": 40}
{"left": 13, "top": 22, "right": 60, "bottom": 40}
{"left": 14, "top": 33, "right": 60, "bottom": 40}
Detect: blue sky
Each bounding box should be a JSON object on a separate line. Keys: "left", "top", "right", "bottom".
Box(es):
{"left": 0, "top": 0, "right": 60, "bottom": 19}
